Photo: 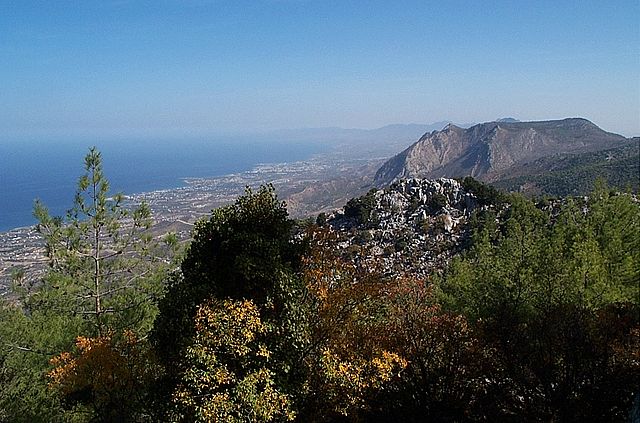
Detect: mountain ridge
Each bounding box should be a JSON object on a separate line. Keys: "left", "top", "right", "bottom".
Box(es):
{"left": 374, "top": 118, "right": 632, "bottom": 188}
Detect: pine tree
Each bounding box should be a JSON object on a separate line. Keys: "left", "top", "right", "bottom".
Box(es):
{"left": 0, "top": 147, "right": 174, "bottom": 421}
{"left": 32, "top": 147, "right": 167, "bottom": 336}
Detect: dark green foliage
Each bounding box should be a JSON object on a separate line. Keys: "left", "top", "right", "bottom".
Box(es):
{"left": 0, "top": 148, "right": 171, "bottom": 422}
{"left": 0, "top": 301, "right": 80, "bottom": 423}
{"left": 153, "top": 185, "right": 304, "bottom": 360}
{"left": 494, "top": 140, "right": 640, "bottom": 197}
{"left": 394, "top": 239, "right": 408, "bottom": 252}
{"left": 344, "top": 188, "right": 377, "bottom": 225}
{"left": 315, "top": 212, "right": 328, "bottom": 226}
{"left": 152, "top": 185, "right": 311, "bottom": 417}
{"left": 460, "top": 176, "right": 506, "bottom": 206}
{"left": 429, "top": 192, "right": 448, "bottom": 211}
{"left": 443, "top": 181, "right": 639, "bottom": 316}
{"left": 355, "top": 230, "right": 373, "bottom": 245}
{"left": 438, "top": 181, "right": 640, "bottom": 420}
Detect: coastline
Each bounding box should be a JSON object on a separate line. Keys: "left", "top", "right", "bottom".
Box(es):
{"left": 0, "top": 151, "right": 381, "bottom": 291}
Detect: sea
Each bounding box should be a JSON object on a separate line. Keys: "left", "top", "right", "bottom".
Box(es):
{"left": 0, "top": 137, "right": 327, "bottom": 233}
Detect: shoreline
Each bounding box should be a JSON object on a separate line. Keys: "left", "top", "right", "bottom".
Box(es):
{"left": 0, "top": 154, "right": 321, "bottom": 235}
{"left": 0, "top": 151, "right": 381, "bottom": 291}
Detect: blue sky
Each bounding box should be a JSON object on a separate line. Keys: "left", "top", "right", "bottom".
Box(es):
{"left": 1, "top": 0, "right": 638, "bottom": 137}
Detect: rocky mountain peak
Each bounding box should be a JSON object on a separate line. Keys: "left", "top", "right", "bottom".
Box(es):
{"left": 443, "top": 122, "right": 464, "bottom": 132}
{"left": 325, "top": 178, "right": 482, "bottom": 278}
{"left": 374, "top": 118, "right": 630, "bottom": 187}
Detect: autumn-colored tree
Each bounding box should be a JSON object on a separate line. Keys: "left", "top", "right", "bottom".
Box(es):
{"left": 171, "top": 299, "right": 295, "bottom": 422}
{"left": 301, "top": 228, "right": 407, "bottom": 420}
{"left": 152, "top": 185, "right": 310, "bottom": 418}
{"left": 48, "top": 331, "right": 160, "bottom": 422}
{"left": 379, "top": 278, "right": 509, "bottom": 421}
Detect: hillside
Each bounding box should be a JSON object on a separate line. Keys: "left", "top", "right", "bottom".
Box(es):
{"left": 321, "top": 177, "right": 505, "bottom": 278}
{"left": 3, "top": 171, "right": 639, "bottom": 421}
{"left": 494, "top": 138, "right": 639, "bottom": 196}
{"left": 374, "top": 118, "right": 633, "bottom": 192}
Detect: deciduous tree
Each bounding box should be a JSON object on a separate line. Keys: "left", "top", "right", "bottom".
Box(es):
{"left": 152, "top": 185, "right": 310, "bottom": 418}
{"left": 171, "top": 299, "right": 295, "bottom": 422}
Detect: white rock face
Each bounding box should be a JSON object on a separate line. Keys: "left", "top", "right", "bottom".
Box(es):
{"left": 327, "top": 178, "right": 484, "bottom": 278}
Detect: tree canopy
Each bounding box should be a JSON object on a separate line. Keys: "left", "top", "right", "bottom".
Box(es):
{"left": 1, "top": 166, "right": 638, "bottom": 421}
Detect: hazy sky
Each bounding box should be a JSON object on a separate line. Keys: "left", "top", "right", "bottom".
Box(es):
{"left": 1, "top": 0, "right": 638, "bottom": 137}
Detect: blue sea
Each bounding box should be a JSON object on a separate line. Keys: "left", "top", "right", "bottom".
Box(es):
{"left": 0, "top": 137, "right": 327, "bottom": 232}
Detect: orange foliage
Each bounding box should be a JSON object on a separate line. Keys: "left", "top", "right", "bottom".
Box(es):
{"left": 48, "top": 330, "right": 156, "bottom": 419}
{"left": 302, "top": 228, "right": 407, "bottom": 417}
{"left": 302, "top": 228, "right": 500, "bottom": 419}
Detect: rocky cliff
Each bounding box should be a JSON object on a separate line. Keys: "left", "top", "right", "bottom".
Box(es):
{"left": 374, "top": 118, "right": 631, "bottom": 186}
{"left": 324, "top": 178, "right": 485, "bottom": 278}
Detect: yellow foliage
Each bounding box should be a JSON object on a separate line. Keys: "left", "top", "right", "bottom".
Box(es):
{"left": 318, "top": 348, "right": 407, "bottom": 416}
{"left": 299, "top": 228, "right": 414, "bottom": 418}
{"left": 172, "top": 299, "right": 294, "bottom": 422}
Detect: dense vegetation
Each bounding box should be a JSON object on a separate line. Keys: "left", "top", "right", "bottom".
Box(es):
{"left": 494, "top": 140, "right": 640, "bottom": 197}
{"left": 343, "top": 188, "right": 378, "bottom": 224}
{"left": 0, "top": 149, "right": 638, "bottom": 422}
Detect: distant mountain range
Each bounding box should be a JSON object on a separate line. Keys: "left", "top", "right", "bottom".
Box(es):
{"left": 374, "top": 118, "right": 638, "bottom": 196}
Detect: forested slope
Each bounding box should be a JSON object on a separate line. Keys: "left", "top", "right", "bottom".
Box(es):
{"left": 0, "top": 149, "right": 638, "bottom": 422}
